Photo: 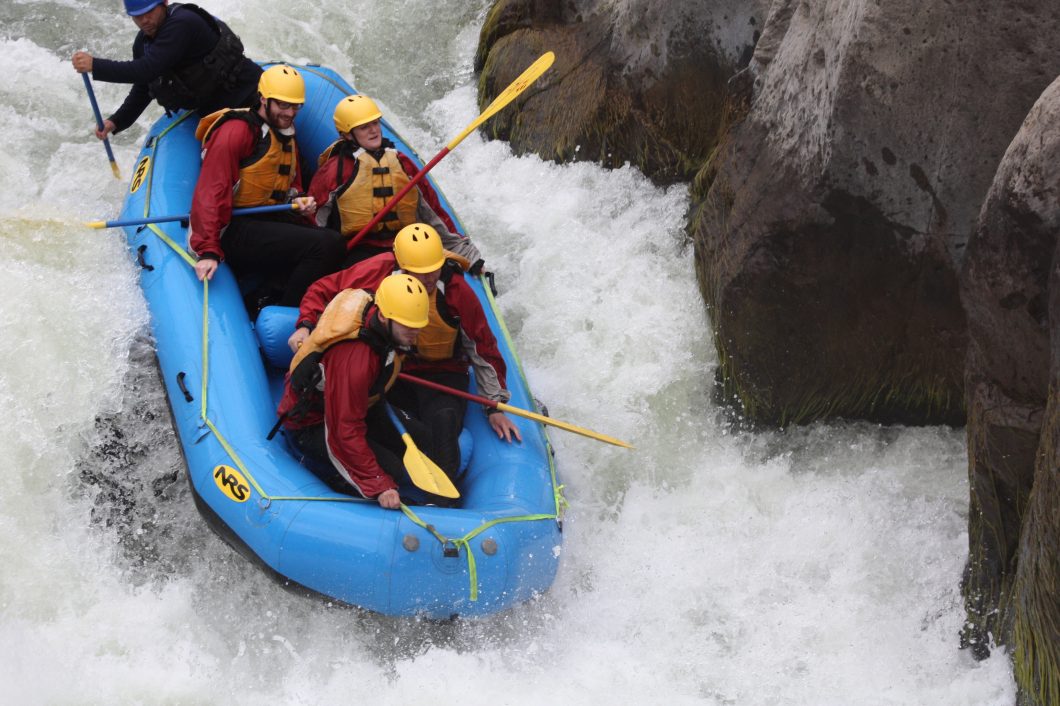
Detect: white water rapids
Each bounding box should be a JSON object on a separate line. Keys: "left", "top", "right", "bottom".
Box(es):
{"left": 0, "top": 0, "right": 1015, "bottom": 703}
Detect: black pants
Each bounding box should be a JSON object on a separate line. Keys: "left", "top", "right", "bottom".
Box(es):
{"left": 221, "top": 215, "right": 344, "bottom": 306}
{"left": 288, "top": 401, "right": 460, "bottom": 507}
{"left": 386, "top": 370, "right": 469, "bottom": 480}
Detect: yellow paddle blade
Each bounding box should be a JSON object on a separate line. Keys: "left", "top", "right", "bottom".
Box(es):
{"left": 446, "top": 51, "right": 555, "bottom": 150}
{"left": 110, "top": 160, "right": 122, "bottom": 180}
{"left": 400, "top": 433, "right": 460, "bottom": 499}
{"left": 85, "top": 220, "right": 106, "bottom": 229}
{"left": 497, "top": 402, "right": 634, "bottom": 449}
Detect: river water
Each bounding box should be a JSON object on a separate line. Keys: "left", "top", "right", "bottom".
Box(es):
{"left": 0, "top": 0, "right": 1015, "bottom": 703}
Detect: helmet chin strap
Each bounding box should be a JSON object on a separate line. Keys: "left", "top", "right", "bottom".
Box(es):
{"left": 256, "top": 97, "right": 272, "bottom": 124}
{"left": 262, "top": 99, "right": 281, "bottom": 129}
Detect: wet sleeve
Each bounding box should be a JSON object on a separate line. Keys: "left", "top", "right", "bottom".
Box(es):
{"left": 92, "top": 35, "right": 155, "bottom": 133}
{"left": 298, "top": 269, "right": 347, "bottom": 328}
{"left": 188, "top": 121, "right": 254, "bottom": 259}
{"left": 298, "top": 255, "right": 394, "bottom": 327}
{"left": 91, "top": 19, "right": 196, "bottom": 85}
{"left": 106, "top": 83, "right": 154, "bottom": 134}
{"left": 322, "top": 344, "right": 398, "bottom": 498}
{"left": 308, "top": 156, "right": 341, "bottom": 229}
{"left": 452, "top": 280, "right": 509, "bottom": 402}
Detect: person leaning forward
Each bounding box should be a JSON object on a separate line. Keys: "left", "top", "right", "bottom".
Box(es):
{"left": 188, "top": 64, "right": 345, "bottom": 307}
{"left": 289, "top": 222, "right": 521, "bottom": 480}
{"left": 71, "top": 0, "right": 262, "bottom": 140}
{"left": 308, "top": 94, "right": 483, "bottom": 270}
{"left": 277, "top": 273, "right": 452, "bottom": 509}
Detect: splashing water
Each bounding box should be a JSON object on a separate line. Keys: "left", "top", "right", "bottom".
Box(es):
{"left": 0, "top": 0, "right": 1014, "bottom": 703}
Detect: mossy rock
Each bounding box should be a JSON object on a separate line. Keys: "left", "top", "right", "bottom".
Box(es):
{"left": 476, "top": 0, "right": 741, "bottom": 185}
{"left": 960, "top": 73, "right": 1060, "bottom": 705}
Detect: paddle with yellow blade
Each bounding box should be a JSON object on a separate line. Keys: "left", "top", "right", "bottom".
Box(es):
{"left": 345, "top": 51, "right": 555, "bottom": 250}
{"left": 384, "top": 401, "right": 460, "bottom": 499}
{"left": 398, "top": 373, "right": 634, "bottom": 449}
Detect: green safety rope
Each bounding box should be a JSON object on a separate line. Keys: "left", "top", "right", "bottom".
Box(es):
{"left": 398, "top": 504, "right": 563, "bottom": 601}
{"left": 136, "top": 108, "right": 567, "bottom": 601}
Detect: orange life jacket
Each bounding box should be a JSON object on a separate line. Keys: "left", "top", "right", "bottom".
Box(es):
{"left": 414, "top": 273, "right": 462, "bottom": 362}
{"left": 289, "top": 289, "right": 401, "bottom": 404}
{"left": 197, "top": 108, "right": 298, "bottom": 207}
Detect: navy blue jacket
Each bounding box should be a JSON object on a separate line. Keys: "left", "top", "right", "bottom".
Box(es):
{"left": 92, "top": 3, "right": 261, "bottom": 133}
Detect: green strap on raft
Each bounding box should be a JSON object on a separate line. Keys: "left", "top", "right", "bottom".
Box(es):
{"left": 399, "top": 505, "right": 562, "bottom": 601}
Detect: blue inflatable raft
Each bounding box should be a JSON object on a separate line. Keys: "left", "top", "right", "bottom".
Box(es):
{"left": 116, "top": 63, "right": 564, "bottom": 618}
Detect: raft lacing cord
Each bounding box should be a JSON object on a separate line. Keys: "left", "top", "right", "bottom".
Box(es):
{"left": 398, "top": 506, "right": 562, "bottom": 601}
{"left": 140, "top": 106, "right": 568, "bottom": 599}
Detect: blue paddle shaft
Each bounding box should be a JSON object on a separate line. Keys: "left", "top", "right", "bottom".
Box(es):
{"left": 98, "top": 203, "right": 296, "bottom": 229}
{"left": 81, "top": 73, "right": 118, "bottom": 164}
{"left": 384, "top": 403, "right": 407, "bottom": 434}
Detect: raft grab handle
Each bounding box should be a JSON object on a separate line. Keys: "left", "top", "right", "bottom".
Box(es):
{"left": 176, "top": 372, "right": 194, "bottom": 403}
{"left": 136, "top": 244, "right": 154, "bottom": 271}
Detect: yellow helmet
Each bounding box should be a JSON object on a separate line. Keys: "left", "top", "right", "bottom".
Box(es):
{"left": 374, "top": 274, "right": 429, "bottom": 329}
{"left": 333, "top": 94, "right": 383, "bottom": 133}
{"left": 258, "top": 65, "right": 305, "bottom": 104}
{"left": 394, "top": 224, "right": 444, "bottom": 273}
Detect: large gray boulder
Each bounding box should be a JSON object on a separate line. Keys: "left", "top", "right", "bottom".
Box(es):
{"left": 689, "top": 0, "right": 1060, "bottom": 425}
{"left": 962, "top": 74, "right": 1060, "bottom": 703}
